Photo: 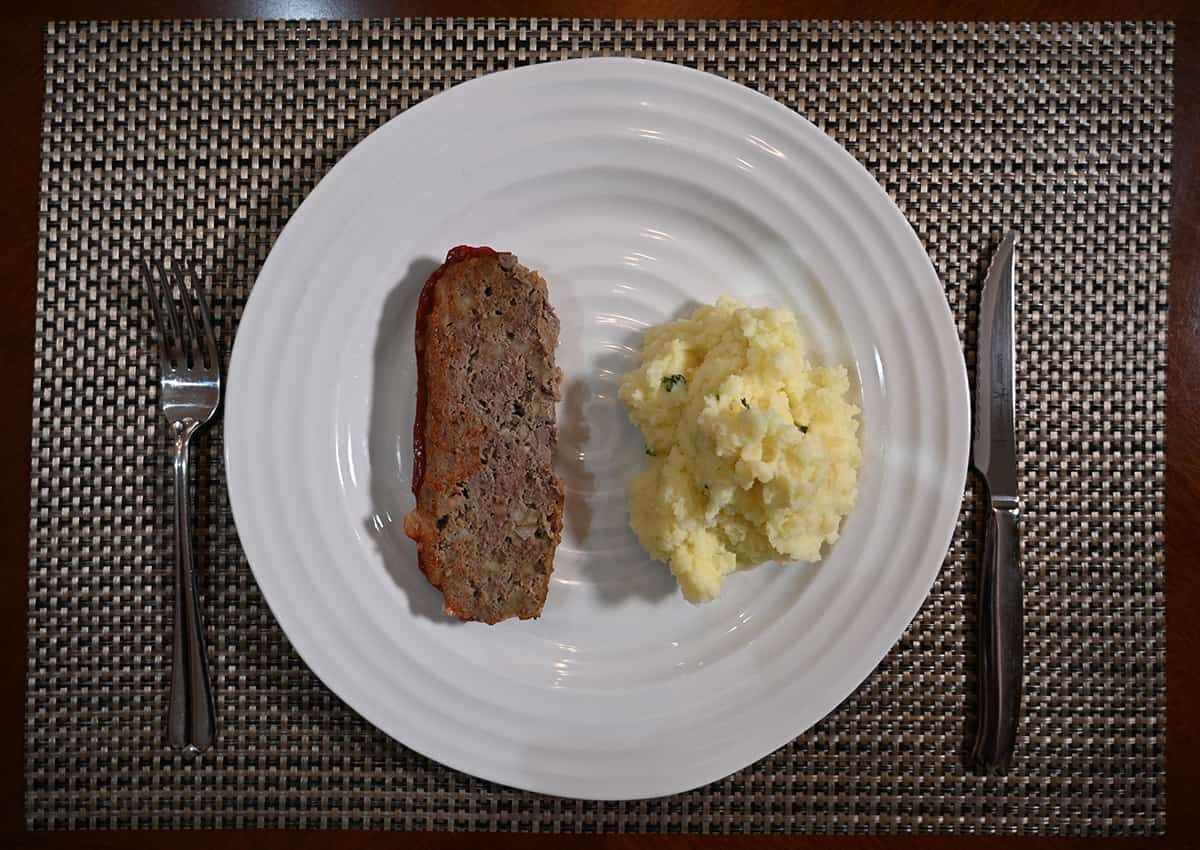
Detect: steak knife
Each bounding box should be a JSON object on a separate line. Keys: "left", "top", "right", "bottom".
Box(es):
{"left": 970, "top": 232, "right": 1023, "bottom": 772}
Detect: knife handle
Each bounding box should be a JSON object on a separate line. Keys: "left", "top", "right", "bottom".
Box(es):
{"left": 971, "top": 500, "right": 1023, "bottom": 772}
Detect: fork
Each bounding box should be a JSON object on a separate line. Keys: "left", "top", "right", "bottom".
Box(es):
{"left": 139, "top": 257, "right": 221, "bottom": 753}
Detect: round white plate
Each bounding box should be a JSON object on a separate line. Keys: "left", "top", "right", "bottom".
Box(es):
{"left": 225, "top": 58, "right": 969, "bottom": 800}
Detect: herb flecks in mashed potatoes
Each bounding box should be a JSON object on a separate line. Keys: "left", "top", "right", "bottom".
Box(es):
{"left": 618, "top": 297, "right": 861, "bottom": 603}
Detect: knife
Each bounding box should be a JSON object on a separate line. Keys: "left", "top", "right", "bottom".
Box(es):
{"left": 970, "top": 232, "right": 1023, "bottom": 772}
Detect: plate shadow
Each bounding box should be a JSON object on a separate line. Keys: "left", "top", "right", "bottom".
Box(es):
{"left": 361, "top": 256, "right": 463, "bottom": 625}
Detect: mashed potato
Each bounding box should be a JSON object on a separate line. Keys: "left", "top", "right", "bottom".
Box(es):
{"left": 618, "top": 297, "right": 861, "bottom": 603}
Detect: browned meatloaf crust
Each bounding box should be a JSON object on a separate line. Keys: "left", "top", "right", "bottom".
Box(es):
{"left": 403, "top": 246, "right": 564, "bottom": 623}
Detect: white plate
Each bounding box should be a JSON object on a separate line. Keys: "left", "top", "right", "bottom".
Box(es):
{"left": 225, "top": 58, "right": 969, "bottom": 800}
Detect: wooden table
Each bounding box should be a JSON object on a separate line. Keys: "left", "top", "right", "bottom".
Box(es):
{"left": 1, "top": 2, "right": 1195, "bottom": 847}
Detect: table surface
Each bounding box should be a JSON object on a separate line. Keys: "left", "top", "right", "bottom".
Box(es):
{"left": 1, "top": 1, "right": 1196, "bottom": 848}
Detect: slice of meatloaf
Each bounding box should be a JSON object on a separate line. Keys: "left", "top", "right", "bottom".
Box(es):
{"left": 403, "top": 246, "right": 564, "bottom": 623}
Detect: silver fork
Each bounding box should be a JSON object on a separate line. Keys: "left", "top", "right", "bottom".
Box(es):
{"left": 139, "top": 257, "right": 220, "bottom": 753}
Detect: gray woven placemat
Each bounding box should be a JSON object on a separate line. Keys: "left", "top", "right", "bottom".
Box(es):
{"left": 26, "top": 18, "right": 1170, "bottom": 833}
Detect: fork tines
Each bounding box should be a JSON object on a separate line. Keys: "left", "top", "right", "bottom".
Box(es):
{"left": 138, "top": 258, "right": 219, "bottom": 371}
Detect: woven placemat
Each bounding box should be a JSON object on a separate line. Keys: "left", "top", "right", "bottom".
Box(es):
{"left": 26, "top": 18, "right": 1169, "bottom": 833}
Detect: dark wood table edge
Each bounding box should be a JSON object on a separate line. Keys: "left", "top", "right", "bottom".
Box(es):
{"left": 1, "top": 3, "right": 1195, "bottom": 847}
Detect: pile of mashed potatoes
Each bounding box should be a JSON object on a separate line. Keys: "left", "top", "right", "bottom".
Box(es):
{"left": 618, "top": 296, "right": 861, "bottom": 603}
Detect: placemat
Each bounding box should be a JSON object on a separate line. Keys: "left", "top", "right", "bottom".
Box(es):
{"left": 26, "top": 18, "right": 1170, "bottom": 833}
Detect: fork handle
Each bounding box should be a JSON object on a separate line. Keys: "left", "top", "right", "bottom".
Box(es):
{"left": 168, "top": 421, "right": 217, "bottom": 752}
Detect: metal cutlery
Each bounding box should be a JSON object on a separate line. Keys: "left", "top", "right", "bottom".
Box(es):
{"left": 970, "top": 232, "right": 1023, "bottom": 772}
{"left": 138, "top": 257, "right": 221, "bottom": 753}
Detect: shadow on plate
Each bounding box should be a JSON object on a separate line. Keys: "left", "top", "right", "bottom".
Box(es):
{"left": 361, "top": 256, "right": 463, "bottom": 625}
{"left": 556, "top": 376, "right": 595, "bottom": 544}
{"left": 567, "top": 321, "right": 678, "bottom": 607}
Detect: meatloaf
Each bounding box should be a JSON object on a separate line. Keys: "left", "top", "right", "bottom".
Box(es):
{"left": 402, "top": 246, "right": 564, "bottom": 623}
